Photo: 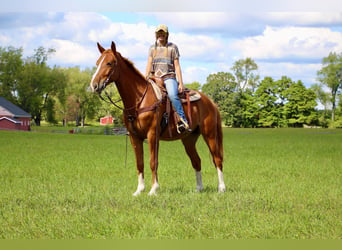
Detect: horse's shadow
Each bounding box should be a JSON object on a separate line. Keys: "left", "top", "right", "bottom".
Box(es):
{"left": 164, "top": 185, "right": 219, "bottom": 194}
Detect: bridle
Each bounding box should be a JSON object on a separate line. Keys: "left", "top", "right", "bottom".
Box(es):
{"left": 97, "top": 57, "right": 149, "bottom": 116}
{"left": 96, "top": 58, "right": 151, "bottom": 169}
{"left": 97, "top": 58, "right": 124, "bottom": 110}
{"left": 95, "top": 52, "right": 166, "bottom": 170}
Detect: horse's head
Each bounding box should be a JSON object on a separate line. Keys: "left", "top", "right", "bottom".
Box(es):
{"left": 90, "top": 41, "right": 119, "bottom": 93}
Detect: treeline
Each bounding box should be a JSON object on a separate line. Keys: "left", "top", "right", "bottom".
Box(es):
{"left": 199, "top": 55, "right": 342, "bottom": 128}
{"left": 1, "top": 46, "right": 342, "bottom": 128}
{"left": 0, "top": 46, "right": 121, "bottom": 127}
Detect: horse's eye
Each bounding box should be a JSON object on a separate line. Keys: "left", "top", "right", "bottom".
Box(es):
{"left": 107, "top": 62, "right": 112, "bottom": 66}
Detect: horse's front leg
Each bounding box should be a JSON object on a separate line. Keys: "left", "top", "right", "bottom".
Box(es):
{"left": 130, "top": 135, "right": 145, "bottom": 196}
{"left": 147, "top": 129, "right": 160, "bottom": 196}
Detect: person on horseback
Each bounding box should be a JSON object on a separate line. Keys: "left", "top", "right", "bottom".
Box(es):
{"left": 145, "top": 24, "right": 189, "bottom": 134}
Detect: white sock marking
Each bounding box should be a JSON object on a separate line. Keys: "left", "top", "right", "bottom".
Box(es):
{"left": 217, "top": 168, "right": 226, "bottom": 193}
{"left": 133, "top": 173, "right": 145, "bottom": 196}
{"left": 148, "top": 177, "right": 159, "bottom": 196}
{"left": 195, "top": 171, "right": 203, "bottom": 192}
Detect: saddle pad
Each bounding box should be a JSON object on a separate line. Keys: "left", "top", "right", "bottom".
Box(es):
{"left": 149, "top": 79, "right": 163, "bottom": 101}
{"left": 149, "top": 79, "right": 201, "bottom": 103}
{"left": 180, "top": 91, "right": 201, "bottom": 103}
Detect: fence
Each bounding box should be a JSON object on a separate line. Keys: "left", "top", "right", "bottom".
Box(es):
{"left": 72, "top": 127, "right": 127, "bottom": 135}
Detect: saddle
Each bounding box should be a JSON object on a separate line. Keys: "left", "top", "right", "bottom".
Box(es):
{"left": 148, "top": 76, "right": 201, "bottom": 135}
{"left": 148, "top": 76, "right": 201, "bottom": 102}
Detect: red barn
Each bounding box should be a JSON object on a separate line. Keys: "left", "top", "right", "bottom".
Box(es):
{"left": 0, "top": 97, "right": 31, "bottom": 131}
{"left": 100, "top": 116, "right": 113, "bottom": 125}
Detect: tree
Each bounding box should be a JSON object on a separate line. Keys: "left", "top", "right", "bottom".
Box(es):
{"left": 283, "top": 80, "right": 317, "bottom": 127}
{"left": 311, "top": 83, "right": 330, "bottom": 126}
{"left": 0, "top": 46, "right": 23, "bottom": 103}
{"left": 202, "top": 72, "right": 238, "bottom": 126}
{"left": 255, "top": 77, "right": 281, "bottom": 127}
{"left": 255, "top": 76, "right": 317, "bottom": 127}
{"left": 231, "top": 57, "right": 259, "bottom": 91}
{"left": 311, "top": 83, "right": 330, "bottom": 111}
{"left": 46, "top": 67, "right": 68, "bottom": 124}
{"left": 58, "top": 67, "right": 102, "bottom": 127}
{"left": 317, "top": 52, "right": 342, "bottom": 122}
{"left": 185, "top": 81, "right": 201, "bottom": 91}
{"left": 46, "top": 98, "right": 57, "bottom": 124}
{"left": 336, "top": 93, "right": 342, "bottom": 127}
{"left": 236, "top": 90, "right": 259, "bottom": 128}
{"left": 16, "top": 47, "right": 66, "bottom": 126}
{"left": 202, "top": 72, "right": 237, "bottom": 103}
{"left": 95, "top": 84, "right": 123, "bottom": 126}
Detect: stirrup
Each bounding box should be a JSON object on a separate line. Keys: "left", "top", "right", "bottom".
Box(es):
{"left": 177, "top": 118, "right": 189, "bottom": 134}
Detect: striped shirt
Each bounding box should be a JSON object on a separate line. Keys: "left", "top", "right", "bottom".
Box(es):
{"left": 148, "top": 42, "right": 180, "bottom": 77}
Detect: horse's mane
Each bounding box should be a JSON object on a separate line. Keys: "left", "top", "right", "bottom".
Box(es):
{"left": 116, "top": 52, "right": 145, "bottom": 80}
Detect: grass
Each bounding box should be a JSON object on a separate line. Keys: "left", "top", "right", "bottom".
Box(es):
{"left": 0, "top": 128, "right": 341, "bottom": 239}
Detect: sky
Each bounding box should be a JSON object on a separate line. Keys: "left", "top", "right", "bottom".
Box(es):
{"left": 1, "top": 0, "right": 342, "bottom": 88}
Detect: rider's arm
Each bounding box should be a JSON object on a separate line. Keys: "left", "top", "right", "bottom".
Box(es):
{"left": 174, "top": 58, "right": 184, "bottom": 93}
{"left": 145, "top": 56, "right": 153, "bottom": 79}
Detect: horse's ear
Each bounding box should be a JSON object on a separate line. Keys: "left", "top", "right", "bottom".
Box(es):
{"left": 97, "top": 42, "right": 105, "bottom": 53}
{"left": 111, "top": 41, "right": 117, "bottom": 54}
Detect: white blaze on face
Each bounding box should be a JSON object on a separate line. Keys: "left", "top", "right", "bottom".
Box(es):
{"left": 91, "top": 56, "right": 105, "bottom": 91}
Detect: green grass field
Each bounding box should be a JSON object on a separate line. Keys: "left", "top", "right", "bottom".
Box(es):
{"left": 0, "top": 128, "right": 341, "bottom": 239}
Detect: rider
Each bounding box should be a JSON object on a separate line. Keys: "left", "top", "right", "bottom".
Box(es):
{"left": 145, "top": 24, "right": 189, "bottom": 134}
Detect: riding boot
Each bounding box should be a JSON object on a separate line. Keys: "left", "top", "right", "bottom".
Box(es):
{"left": 177, "top": 117, "right": 189, "bottom": 134}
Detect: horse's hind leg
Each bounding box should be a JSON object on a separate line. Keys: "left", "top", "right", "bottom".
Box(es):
{"left": 205, "top": 137, "right": 226, "bottom": 192}
{"left": 202, "top": 123, "right": 226, "bottom": 193}
{"left": 147, "top": 129, "right": 160, "bottom": 196}
{"left": 182, "top": 132, "right": 203, "bottom": 192}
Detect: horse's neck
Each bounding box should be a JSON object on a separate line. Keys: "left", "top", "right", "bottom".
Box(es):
{"left": 115, "top": 62, "right": 148, "bottom": 110}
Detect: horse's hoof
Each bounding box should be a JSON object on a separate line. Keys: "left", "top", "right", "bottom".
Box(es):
{"left": 218, "top": 184, "right": 226, "bottom": 193}
{"left": 148, "top": 183, "right": 159, "bottom": 196}
{"left": 133, "top": 188, "right": 144, "bottom": 196}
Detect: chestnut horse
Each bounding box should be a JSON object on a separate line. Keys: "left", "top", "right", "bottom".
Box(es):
{"left": 90, "top": 41, "right": 226, "bottom": 196}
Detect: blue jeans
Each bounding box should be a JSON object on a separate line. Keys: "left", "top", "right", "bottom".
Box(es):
{"left": 164, "top": 78, "right": 188, "bottom": 123}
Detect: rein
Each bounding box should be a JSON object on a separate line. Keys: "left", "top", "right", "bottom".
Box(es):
{"left": 98, "top": 90, "right": 123, "bottom": 110}
{"left": 98, "top": 66, "right": 168, "bottom": 131}
{"left": 98, "top": 58, "right": 150, "bottom": 115}
{"left": 98, "top": 62, "right": 124, "bottom": 110}
{"left": 98, "top": 81, "right": 150, "bottom": 117}
{"left": 97, "top": 57, "right": 163, "bottom": 169}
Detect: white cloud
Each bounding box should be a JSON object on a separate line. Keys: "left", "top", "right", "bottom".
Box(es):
{"left": 258, "top": 62, "right": 321, "bottom": 84}
{"left": 51, "top": 12, "right": 111, "bottom": 42}
{"left": 148, "top": 12, "right": 342, "bottom": 37}
{"left": 0, "top": 34, "right": 10, "bottom": 44}
{"left": 182, "top": 66, "right": 210, "bottom": 84}
{"left": 88, "top": 23, "right": 122, "bottom": 42}
{"left": 47, "top": 39, "right": 98, "bottom": 66}
{"left": 151, "top": 12, "right": 235, "bottom": 31}
{"left": 88, "top": 22, "right": 155, "bottom": 45}
{"left": 173, "top": 33, "right": 226, "bottom": 61}
{"left": 232, "top": 26, "right": 342, "bottom": 61}
{"left": 265, "top": 12, "right": 342, "bottom": 26}
{"left": 2, "top": 0, "right": 342, "bottom": 12}
{"left": 88, "top": 22, "right": 155, "bottom": 60}
{"left": 1, "top": 11, "right": 342, "bottom": 88}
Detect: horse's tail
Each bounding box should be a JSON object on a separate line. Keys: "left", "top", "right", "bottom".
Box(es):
{"left": 215, "top": 106, "right": 224, "bottom": 163}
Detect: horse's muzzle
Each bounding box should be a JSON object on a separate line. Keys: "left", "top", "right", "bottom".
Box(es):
{"left": 90, "top": 82, "right": 104, "bottom": 93}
